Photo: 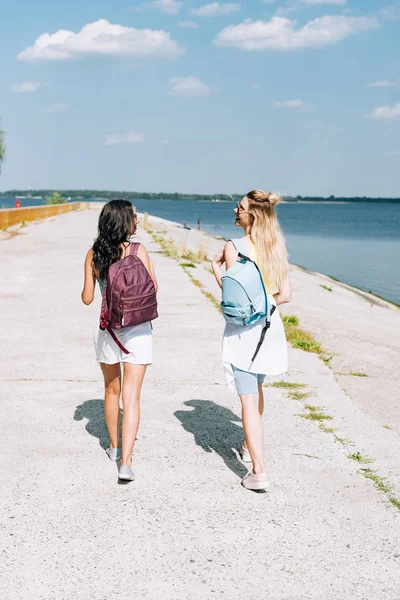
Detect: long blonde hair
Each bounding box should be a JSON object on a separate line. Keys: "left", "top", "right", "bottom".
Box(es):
{"left": 246, "top": 189, "right": 289, "bottom": 290}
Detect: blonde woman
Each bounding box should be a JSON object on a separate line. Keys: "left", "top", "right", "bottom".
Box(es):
{"left": 212, "top": 190, "right": 291, "bottom": 491}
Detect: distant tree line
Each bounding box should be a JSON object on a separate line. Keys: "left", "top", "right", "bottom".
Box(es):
{"left": 0, "top": 189, "right": 399, "bottom": 203}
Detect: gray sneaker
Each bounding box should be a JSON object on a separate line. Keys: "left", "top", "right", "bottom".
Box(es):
{"left": 105, "top": 447, "right": 120, "bottom": 461}
{"left": 118, "top": 465, "right": 135, "bottom": 481}
{"left": 242, "top": 471, "right": 268, "bottom": 491}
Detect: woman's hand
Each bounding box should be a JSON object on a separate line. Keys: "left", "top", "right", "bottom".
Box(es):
{"left": 211, "top": 248, "right": 225, "bottom": 288}
{"left": 212, "top": 248, "right": 225, "bottom": 268}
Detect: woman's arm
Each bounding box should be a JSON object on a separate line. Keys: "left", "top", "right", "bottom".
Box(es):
{"left": 137, "top": 244, "right": 158, "bottom": 292}
{"left": 273, "top": 275, "right": 292, "bottom": 306}
{"left": 81, "top": 249, "right": 96, "bottom": 305}
{"left": 211, "top": 241, "right": 238, "bottom": 289}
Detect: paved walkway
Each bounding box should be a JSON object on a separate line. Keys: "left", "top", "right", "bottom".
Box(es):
{"left": 1, "top": 211, "right": 399, "bottom": 600}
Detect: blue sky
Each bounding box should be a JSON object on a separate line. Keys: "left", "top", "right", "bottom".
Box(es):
{"left": 0, "top": 0, "right": 399, "bottom": 196}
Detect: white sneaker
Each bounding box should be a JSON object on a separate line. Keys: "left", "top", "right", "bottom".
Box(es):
{"left": 242, "top": 471, "right": 269, "bottom": 491}
{"left": 105, "top": 447, "right": 120, "bottom": 461}
{"left": 240, "top": 444, "right": 252, "bottom": 463}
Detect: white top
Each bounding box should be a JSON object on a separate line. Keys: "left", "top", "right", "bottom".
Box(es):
{"left": 222, "top": 237, "right": 288, "bottom": 390}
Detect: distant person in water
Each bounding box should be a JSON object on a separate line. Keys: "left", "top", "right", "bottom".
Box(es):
{"left": 212, "top": 190, "right": 291, "bottom": 492}
{"left": 197, "top": 217, "right": 201, "bottom": 230}
{"left": 81, "top": 200, "right": 158, "bottom": 482}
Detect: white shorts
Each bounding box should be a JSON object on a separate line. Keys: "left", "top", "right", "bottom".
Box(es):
{"left": 94, "top": 322, "right": 153, "bottom": 365}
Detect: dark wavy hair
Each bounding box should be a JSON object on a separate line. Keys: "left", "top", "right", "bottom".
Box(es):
{"left": 92, "top": 199, "right": 136, "bottom": 280}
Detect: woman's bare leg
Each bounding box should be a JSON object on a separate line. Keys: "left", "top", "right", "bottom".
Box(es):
{"left": 120, "top": 363, "right": 147, "bottom": 466}
{"left": 258, "top": 383, "right": 264, "bottom": 416}
{"left": 243, "top": 383, "right": 264, "bottom": 452}
{"left": 240, "top": 393, "right": 264, "bottom": 475}
{"left": 100, "top": 362, "right": 121, "bottom": 449}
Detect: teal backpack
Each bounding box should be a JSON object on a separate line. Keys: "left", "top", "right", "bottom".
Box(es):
{"left": 221, "top": 239, "right": 276, "bottom": 363}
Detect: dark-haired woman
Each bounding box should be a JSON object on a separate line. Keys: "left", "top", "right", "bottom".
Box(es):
{"left": 81, "top": 200, "right": 157, "bottom": 482}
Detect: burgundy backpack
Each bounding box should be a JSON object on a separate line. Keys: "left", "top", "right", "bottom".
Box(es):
{"left": 99, "top": 242, "right": 158, "bottom": 355}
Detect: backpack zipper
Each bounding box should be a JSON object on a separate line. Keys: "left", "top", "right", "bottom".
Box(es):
{"left": 122, "top": 300, "right": 157, "bottom": 314}
{"left": 121, "top": 290, "right": 155, "bottom": 301}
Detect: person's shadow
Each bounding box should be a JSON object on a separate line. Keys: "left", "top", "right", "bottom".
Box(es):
{"left": 74, "top": 399, "right": 109, "bottom": 450}
{"left": 174, "top": 399, "right": 248, "bottom": 479}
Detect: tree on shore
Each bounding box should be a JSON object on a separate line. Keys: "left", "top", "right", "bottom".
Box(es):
{"left": 0, "top": 124, "right": 5, "bottom": 173}
{"left": 45, "top": 191, "right": 66, "bottom": 205}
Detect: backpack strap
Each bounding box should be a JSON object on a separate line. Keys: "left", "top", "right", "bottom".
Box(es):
{"left": 229, "top": 238, "right": 250, "bottom": 260}
{"left": 129, "top": 242, "right": 140, "bottom": 257}
{"left": 99, "top": 280, "right": 130, "bottom": 355}
{"left": 250, "top": 305, "right": 276, "bottom": 364}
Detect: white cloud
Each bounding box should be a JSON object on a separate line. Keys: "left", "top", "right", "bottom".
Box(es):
{"left": 177, "top": 20, "right": 199, "bottom": 28}
{"left": 381, "top": 2, "right": 400, "bottom": 20}
{"left": 105, "top": 132, "right": 145, "bottom": 145}
{"left": 214, "top": 15, "right": 379, "bottom": 51}
{"left": 367, "top": 103, "right": 400, "bottom": 120}
{"left": 42, "top": 104, "right": 70, "bottom": 113}
{"left": 17, "top": 19, "right": 182, "bottom": 61}
{"left": 10, "top": 82, "right": 41, "bottom": 93}
{"left": 367, "top": 80, "right": 396, "bottom": 88}
{"left": 273, "top": 98, "right": 316, "bottom": 111}
{"left": 301, "top": 0, "right": 347, "bottom": 5}
{"left": 169, "top": 76, "right": 213, "bottom": 96}
{"left": 145, "top": 0, "right": 183, "bottom": 14}
{"left": 247, "top": 83, "right": 261, "bottom": 89}
{"left": 192, "top": 3, "right": 241, "bottom": 17}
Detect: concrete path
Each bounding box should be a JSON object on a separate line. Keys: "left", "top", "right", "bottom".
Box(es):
{"left": 1, "top": 210, "right": 399, "bottom": 600}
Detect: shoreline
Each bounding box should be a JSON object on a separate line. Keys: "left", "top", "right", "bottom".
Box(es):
{"left": 140, "top": 212, "right": 400, "bottom": 312}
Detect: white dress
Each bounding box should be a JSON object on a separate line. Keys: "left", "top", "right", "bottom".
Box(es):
{"left": 222, "top": 240, "right": 288, "bottom": 391}
{"left": 94, "top": 279, "right": 153, "bottom": 366}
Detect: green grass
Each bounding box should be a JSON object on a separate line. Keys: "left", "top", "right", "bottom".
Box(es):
{"left": 320, "top": 284, "right": 333, "bottom": 292}
{"left": 358, "top": 469, "right": 393, "bottom": 494}
{"left": 319, "top": 424, "right": 335, "bottom": 434}
{"left": 288, "top": 390, "right": 312, "bottom": 401}
{"left": 349, "top": 371, "right": 368, "bottom": 377}
{"left": 282, "top": 315, "right": 299, "bottom": 326}
{"left": 270, "top": 381, "right": 306, "bottom": 389}
{"left": 185, "top": 271, "right": 221, "bottom": 312}
{"left": 383, "top": 425, "right": 393, "bottom": 431}
{"left": 389, "top": 497, "right": 400, "bottom": 510}
{"left": 334, "top": 435, "right": 354, "bottom": 445}
{"left": 282, "top": 317, "right": 323, "bottom": 354}
{"left": 180, "top": 262, "right": 196, "bottom": 268}
{"left": 299, "top": 405, "right": 332, "bottom": 422}
{"left": 347, "top": 452, "right": 374, "bottom": 464}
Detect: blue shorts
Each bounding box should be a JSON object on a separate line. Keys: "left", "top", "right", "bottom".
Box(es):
{"left": 232, "top": 365, "right": 266, "bottom": 395}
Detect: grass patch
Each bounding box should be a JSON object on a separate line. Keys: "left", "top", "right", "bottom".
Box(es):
{"left": 299, "top": 404, "right": 332, "bottom": 422}
{"left": 320, "top": 354, "right": 334, "bottom": 365}
{"left": 288, "top": 390, "right": 312, "bottom": 401}
{"left": 383, "top": 425, "right": 393, "bottom": 431}
{"left": 349, "top": 371, "right": 368, "bottom": 378}
{"left": 182, "top": 248, "right": 209, "bottom": 263}
{"left": 347, "top": 452, "right": 374, "bottom": 464}
{"left": 282, "top": 315, "right": 299, "bottom": 326}
{"left": 359, "top": 469, "right": 393, "bottom": 494}
{"left": 389, "top": 497, "right": 400, "bottom": 510}
{"left": 282, "top": 315, "right": 323, "bottom": 355}
{"left": 319, "top": 424, "right": 335, "bottom": 434}
{"left": 181, "top": 262, "right": 196, "bottom": 268}
{"left": 185, "top": 271, "right": 221, "bottom": 313}
{"left": 334, "top": 435, "right": 354, "bottom": 445}
{"left": 270, "top": 381, "right": 306, "bottom": 389}
{"left": 320, "top": 284, "right": 333, "bottom": 292}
